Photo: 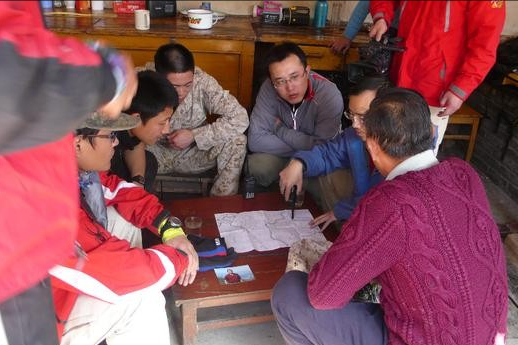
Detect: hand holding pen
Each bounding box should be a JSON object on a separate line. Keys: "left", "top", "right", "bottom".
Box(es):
{"left": 289, "top": 185, "right": 297, "bottom": 220}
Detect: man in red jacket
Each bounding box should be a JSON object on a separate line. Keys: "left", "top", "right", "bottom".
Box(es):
{"left": 49, "top": 112, "right": 198, "bottom": 344}
{"left": 0, "top": 2, "right": 137, "bottom": 345}
{"left": 369, "top": 1, "right": 505, "bottom": 154}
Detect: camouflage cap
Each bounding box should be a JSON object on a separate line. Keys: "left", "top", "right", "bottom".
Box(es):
{"left": 79, "top": 111, "right": 141, "bottom": 131}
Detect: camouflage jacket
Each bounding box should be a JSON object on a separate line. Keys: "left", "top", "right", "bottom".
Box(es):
{"left": 142, "top": 63, "right": 249, "bottom": 150}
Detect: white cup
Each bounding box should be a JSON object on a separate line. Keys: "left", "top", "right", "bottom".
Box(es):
{"left": 187, "top": 9, "right": 218, "bottom": 30}
{"left": 65, "top": 0, "right": 75, "bottom": 9}
{"left": 91, "top": 1, "right": 104, "bottom": 11}
{"left": 135, "top": 9, "right": 150, "bottom": 31}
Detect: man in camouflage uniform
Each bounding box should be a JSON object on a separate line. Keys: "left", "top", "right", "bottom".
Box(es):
{"left": 146, "top": 43, "right": 249, "bottom": 196}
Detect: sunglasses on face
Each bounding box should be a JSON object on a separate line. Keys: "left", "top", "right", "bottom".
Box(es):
{"left": 86, "top": 132, "right": 117, "bottom": 143}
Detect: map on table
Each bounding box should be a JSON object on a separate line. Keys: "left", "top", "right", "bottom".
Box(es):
{"left": 215, "top": 209, "right": 326, "bottom": 253}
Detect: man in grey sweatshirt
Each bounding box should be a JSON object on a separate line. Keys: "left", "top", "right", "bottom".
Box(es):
{"left": 247, "top": 42, "right": 344, "bottom": 205}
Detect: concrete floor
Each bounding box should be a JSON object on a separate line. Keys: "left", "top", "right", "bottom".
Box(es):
{"left": 163, "top": 147, "right": 518, "bottom": 345}
{"left": 166, "top": 300, "right": 284, "bottom": 345}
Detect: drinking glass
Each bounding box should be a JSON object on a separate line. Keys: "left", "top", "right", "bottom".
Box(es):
{"left": 184, "top": 210, "right": 202, "bottom": 236}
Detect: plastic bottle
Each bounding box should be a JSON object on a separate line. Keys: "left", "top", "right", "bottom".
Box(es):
{"left": 313, "top": 0, "right": 328, "bottom": 28}
{"left": 76, "top": 0, "right": 90, "bottom": 10}
{"left": 41, "top": 1, "right": 53, "bottom": 9}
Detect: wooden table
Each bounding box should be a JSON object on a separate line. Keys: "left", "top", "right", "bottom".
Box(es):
{"left": 162, "top": 192, "right": 332, "bottom": 345}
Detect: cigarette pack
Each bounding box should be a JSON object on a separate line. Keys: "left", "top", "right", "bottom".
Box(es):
{"left": 112, "top": 1, "right": 146, "bottom": 14}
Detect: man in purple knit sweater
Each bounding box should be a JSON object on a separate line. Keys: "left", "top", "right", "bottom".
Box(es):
{"left": 271, "top": 88, "right": 508, "bottom": 345}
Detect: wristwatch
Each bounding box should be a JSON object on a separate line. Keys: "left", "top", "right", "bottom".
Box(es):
{"left": 158, "top": 216, "right": 183, "bottom": 237}
{"left": 131, "top": 175, "right": 145, "bottom": 186}
{"left": 169, "top": 216, "right": 182, "bottom": 228}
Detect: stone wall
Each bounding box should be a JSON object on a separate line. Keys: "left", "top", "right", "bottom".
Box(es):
{"left": 468, "top": 85, "right": 518, "bottom": 204}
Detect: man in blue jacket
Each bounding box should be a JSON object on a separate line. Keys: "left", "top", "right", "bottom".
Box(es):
{"left": 279, "top": 77, "right": 388, "bottom": 230}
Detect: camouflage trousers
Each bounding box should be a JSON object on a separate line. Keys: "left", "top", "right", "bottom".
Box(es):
{"left": 147, "top": 134, "right": 247, "bottom": 196}
{"left": 286, "top": 238, "right": 332, "bottom": 273}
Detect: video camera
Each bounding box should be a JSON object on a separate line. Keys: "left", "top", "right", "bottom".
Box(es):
{"left": 347, "top": 33, "right": 405, "bottom": 84}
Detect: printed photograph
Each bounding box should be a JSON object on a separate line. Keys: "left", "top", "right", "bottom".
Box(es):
{"left": 214, "top": 265, "right": 255, "bottom": 285}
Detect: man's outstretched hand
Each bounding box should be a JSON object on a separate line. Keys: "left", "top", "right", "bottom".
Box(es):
{"left": 309, "top": 211, "right": 337, "bottom": 231}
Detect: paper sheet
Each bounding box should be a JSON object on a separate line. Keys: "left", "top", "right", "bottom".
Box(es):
{"left": 215, "top": 209, "right": 326, "bottom": 253}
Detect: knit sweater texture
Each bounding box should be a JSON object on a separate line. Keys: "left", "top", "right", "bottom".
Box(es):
{"left": 308, "top": 158, "right": 507, "bottom": 345}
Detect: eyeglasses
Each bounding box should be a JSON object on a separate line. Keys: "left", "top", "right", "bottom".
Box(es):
{"left": 272, "top": 71, "right": 307, "bottom": 88}
{"left": 344, "top": 109, "right": 367, "bottom": 124}
{"left": 86, "top": 132, "right": 117, "bottom": 143}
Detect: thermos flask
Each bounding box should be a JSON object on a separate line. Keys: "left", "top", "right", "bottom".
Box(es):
{"left": 313, "top": 0, "right": 328, "bottom": 28}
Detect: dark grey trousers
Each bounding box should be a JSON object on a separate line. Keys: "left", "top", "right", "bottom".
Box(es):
{"left": 0, "top": 277, "right": 59, "bottom": 345}
{"left": 271, "top": 271, "right": 388, "bottom": 345}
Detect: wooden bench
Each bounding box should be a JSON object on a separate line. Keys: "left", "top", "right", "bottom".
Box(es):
{"left": 154, "top": 113, "right": 220, "bottom": 199}
{"left": 443, "top": 104, "right": 483, "bottom": 162}
{"left": 155, "top": 169, "right": 216, "bottom": 199}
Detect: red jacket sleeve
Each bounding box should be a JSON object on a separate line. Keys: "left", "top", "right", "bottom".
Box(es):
{"left": 447, "top": 1, "right": 506, "bottom": 101}
{"left": 308, "top": 185, "right": 407, "bottom": 309}
{"left": 100, "top": 172, "right": 167, "bottom": 235}
{"left": 50, "top": 236, "right": 188, "bottom": 302}
{"left": 370, "top": 1, "right": 399, "bottom": 26}
{"left": 0, "top": 1, "right": 117, "bottom": 154}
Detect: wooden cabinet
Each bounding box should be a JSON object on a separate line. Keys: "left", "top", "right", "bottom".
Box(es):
{"left": 178, "top": 39, "right": 255, "bottom": 112}
{"left": 252, "top": 20, "right": 366, "bottom": 72}
{"left": 46, "top": 13, "right": 256, "bottom": 110}
{"left": 45, "top": 12, "right": 365, "bottom": 110}
{"left": 88, "top": 34, "right": 171, "bottom": 67}
{"left": 299, "top": 44, "right": 345, "bottom": 71}
{"left": 89, "top": 35, "right": 255, "bottom": 110}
